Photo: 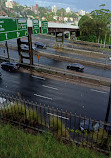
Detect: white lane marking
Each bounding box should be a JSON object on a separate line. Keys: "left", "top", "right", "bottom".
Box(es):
{"left": 42, "top": 85, "right": 58, "bottom": 90}
{"left": 34, "top": 94, "right": 52, "bottom": 100}
{"left": 90, "top": 89, "right": 107, "bottom": 94}
{"left": 32, "top": 75, "right": 45, "bottom": 80}
{"left": 47, "top": 112, "right": 69, "bottom": 120}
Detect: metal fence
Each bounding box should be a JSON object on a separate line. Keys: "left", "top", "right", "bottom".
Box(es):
{"left": 0, "top": 93, "right": 111, "bottom": 154}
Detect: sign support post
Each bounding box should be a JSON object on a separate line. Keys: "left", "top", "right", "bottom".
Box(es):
{"left": 17, "top": 38, "right": 23, "bottom": 63}
{"left": 28, "top": 27, "right": 33, "bottom": 65}
{"left": 5, "top": 41, "right": 9, "bottom": 60}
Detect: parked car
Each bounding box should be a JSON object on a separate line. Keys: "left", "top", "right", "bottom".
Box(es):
{"left": 1, "top": 62, "right": 20, "bottom": 71}
{"left": 34, "top": 42, "right": 47, "bottom": 49}
{"left": 80, "top": 120, "right": 103, "bottom": 131}
{"left": 67, "top": 63, "right": 84, "bottom": 72}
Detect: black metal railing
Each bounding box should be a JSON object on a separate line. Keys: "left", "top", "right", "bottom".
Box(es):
{"left": 0, "top": 93, "right": 111, "bottom": 154}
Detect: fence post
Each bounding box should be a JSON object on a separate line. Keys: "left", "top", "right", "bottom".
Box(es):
{"left": 105, "top": 83, "right": 111, "bottom": 123}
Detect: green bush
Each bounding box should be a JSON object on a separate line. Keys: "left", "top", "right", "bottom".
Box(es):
{"left": 49, "top": 116, "right": 70, "bottom": 139}
{"left": 0, "top": 102, "right": 43, "bottom": 126}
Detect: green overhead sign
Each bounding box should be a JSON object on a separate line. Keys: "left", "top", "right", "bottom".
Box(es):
{"left": 33, "top": 19, "right": 40, "bottom": 34}
{"left": 0, "top": 18, "right": 28, "bottom": 42}
{"left": 41, "top": 21, "right": 48, "bottom": 34}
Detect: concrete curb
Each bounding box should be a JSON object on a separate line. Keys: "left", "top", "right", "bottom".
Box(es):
{"left": 0, "top": 56, "right": 110, "bottom": 87}
{"left": 0, "top": 43, "right": 110, "bottom": 70}
{"left": 35, "top": 51, "right": 111, "bottom": 70}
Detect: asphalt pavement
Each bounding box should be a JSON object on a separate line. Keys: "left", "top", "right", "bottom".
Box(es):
{"left": 0, "top": 67, "right": 110, "bottom": 122}
{"left": 1, "top": 47, "right": 111, "bottom": 79}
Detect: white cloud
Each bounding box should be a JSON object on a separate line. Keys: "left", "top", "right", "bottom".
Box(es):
{"left": 36, "top": 0, "right": 78, "bottom": 11}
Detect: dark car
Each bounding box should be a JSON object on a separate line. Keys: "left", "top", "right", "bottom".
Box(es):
{"left": 1, "top": 62, "right": 20, "bottom": 71}
{"left": 34, "top": 42, "right": 47, "bottom": 49}
{"left": 80, "top": 120, "right": 103, "bottom": 131}
{"left": 67, "top": 63, "right": 84, "bottom": 72}
{"left": 108, "top": 45, "right": 111, "bottom": 49}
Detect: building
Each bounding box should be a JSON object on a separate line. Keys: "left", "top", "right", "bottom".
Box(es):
{"left": 53, "top": 16, "right": 58, "bottom": 21}
{"left": 42, "top": 17, "right": 46, "bottom": 21}
{"left": 66, "top": 7, "right": 71, "bottom": 13}
{"left": 69, "top": 17, "right": 73, "bottom": 22}
{"left": 79, "top": 10, "right": 85, "bottom": 16}
{"left": 64, "top": 17, "right": 68, "bottom": 22}
{"left": 5, "top": 0, "right": 17, "bottom": 8}
{"left": 52, "top": 5, "right": 57, "bottom": 14}
{"left": 31, "top": 4, "right": 38, "bottom": 15}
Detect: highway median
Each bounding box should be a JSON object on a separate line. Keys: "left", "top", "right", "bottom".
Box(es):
{"left": 0, "top": 55, "right": 111, "bottom": 87}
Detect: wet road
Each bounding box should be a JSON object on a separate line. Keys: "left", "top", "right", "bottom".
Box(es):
{"left": 1, "top": 47, "right": 111, "bottom": 79}
{"left": 0, "top": 67, "right": 110, "bottom": 122}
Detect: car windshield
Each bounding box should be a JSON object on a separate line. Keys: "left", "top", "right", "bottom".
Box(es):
{"left": 72, "top": 63, "right": 83, "bottom": 67}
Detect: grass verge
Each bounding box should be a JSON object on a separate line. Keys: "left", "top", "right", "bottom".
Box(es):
{"left": 0, "top": 123, "right": 108, "bottom": 158}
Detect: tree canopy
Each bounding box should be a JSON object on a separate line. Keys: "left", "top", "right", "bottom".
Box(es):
{"left": 78, "top": 5, "right": 111, "bottom": 43}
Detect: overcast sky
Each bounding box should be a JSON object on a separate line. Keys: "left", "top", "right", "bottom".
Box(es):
{"left": 15, "top": 0, "right": 111, "bottom": 12}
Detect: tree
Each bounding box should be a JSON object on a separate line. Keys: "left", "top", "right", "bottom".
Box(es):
{"left": 78, "top": 5, "right": 111, "bottom": 43}
{"left": 78, "top": 16, "right": 97, "bottom": 41}
{"left": 56, "top": 8, "right": 66, "bottom": 19}
{"left": 71, "top": 12, "right": 78, "bottom": 19}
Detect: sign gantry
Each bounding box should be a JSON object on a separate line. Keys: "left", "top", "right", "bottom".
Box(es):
{"left": 0, "top": 18, "right": 27, "bottom": 42}
{"left": 41, "top": 21, "right": 48, "bottom": 34}
{"left": 0, "top": 18, "right": 48, "bottom": 42}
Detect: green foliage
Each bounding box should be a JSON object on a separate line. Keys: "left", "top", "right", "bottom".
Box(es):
{"left": 79, "top": 5, "right": 111, "bottom": 43}
{"left": 0, "top": 123, "right": 107, "bottom": 158}
{"left": 39, "top": 7, "right": 50, "bottom": 18}
{"left": 46, "top": 12, "right": 55, "bottom": 21}
{"left": 1, "top": 102, "right": 42, "bottom": 126}
{"left": 56, "top": 8, "right": 66, "bottom": 17}
{"left": 1, "top": 0, "right": 7, "bottom": 7}
{"left": 92, "top": 129, "right": 111, "bottom": 151}
{"left": 12, "top": 5, "right": 37, "bottom": 18}
{"left": 49, "top": 116, "right": 70, "bottom": 139}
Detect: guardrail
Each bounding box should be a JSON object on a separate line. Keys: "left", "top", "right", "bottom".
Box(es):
{"left": 0, "top": 55, "right": 110, "bottom": 87}
{"left": 0, "top": 93, "right": 111, "bottom": 155}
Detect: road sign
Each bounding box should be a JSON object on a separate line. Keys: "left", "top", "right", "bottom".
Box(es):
{"left": 33, "top": 19, "right": 40, "bottom": 34}
{"left": 17, "top": 18, "right": 28, "bottom": 38}
{"left": 56, "top": 32, "right": 64, "bottom": 42}
{"left": 41, "top": 21, "right": 48, "bottom": 34}
{"left": 0, "top": 18, "right": 28, "bottom": 42}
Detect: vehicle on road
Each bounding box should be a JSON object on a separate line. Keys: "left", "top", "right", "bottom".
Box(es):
{"left": 21, "top": 44, "right": 36, "bottom": 50}
{"left": 80, "top": 120, "right": 103, "bottom": 131}
{"left": 67, "top": 63, "right": 84, "bottom": 72}
{"left": 1, "top": 62, "right": 20, "bottom": 71}
{"left": 34, "top": 42, "right": 47, "bottom": 49}
{"left": 108, "top": 45, "right": 111, "bottom": 49}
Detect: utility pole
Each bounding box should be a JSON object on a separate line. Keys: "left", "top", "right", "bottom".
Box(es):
{"left": 105, "top": 84, "right": 111, "bottom": 123}
{"left": 28, "top": 27, "right": 33, "bottom": 65}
